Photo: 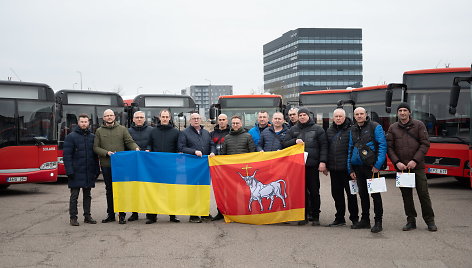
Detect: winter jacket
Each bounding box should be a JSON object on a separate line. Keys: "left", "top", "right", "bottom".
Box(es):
{"left": 210, "top": 125, "right": 230, "bottom": 155}
{"left": 63, "top": 126, "right": 100, "bottom": 188}
{"left": 347, "top": 119, "right": 387, "bottom": 173}
{"left": 283, "top": 119, "right": 328, "bottom": 167}
{"left": 93, "top": 122, "right": 139, "bottom": 167}
{"left": 128, "top": 123, "right": 153, "bottom": 150}
{"left": 326, "top": 118, "right": 351, "bottom": 171}
{"left": 258, "top": 124, "right": 289, "bottom": 152}
{"left": 149, "top": 123, "right": 180, "bottom": 153}
{"left": 248, "top": 122, "right": 271, "bottom": 147}
{"left": 221, "top": 128, "right": 256, "bottom": 155}
{"left": 178, "top": 125, "right": 216, "bottom": 155}
{"left": 387, "top": 118, "right": 430, "bottom": 170}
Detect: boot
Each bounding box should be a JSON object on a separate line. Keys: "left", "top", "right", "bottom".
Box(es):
{"left": 169, "top": 215, "right": 180, "bottom": 223}
{"left": 70, "top": 218, "right": 79, "bottom": 226}
{"left": 402, "top": 221, "right": 416, "bottom": 231}
{"left": 371, "top": 220, "right": 383, "bottom": 233}
{"left": 427, "top": 222, "right": 438, "bottom": 232}
{"left": 119, "top": 214, "right": 126, "bottom": 224}
{"left": 84, "top": 216, "right": 97, "bottom": 224}
{"left": 102, "top": 214, "right": 115, "bottom": 223}
{"left": 128, "top": 212, "right": 138, "bottom": 222}
{"left": 311, "top": 215, "right": 320, "bottom": 226}
{"left": 212, "top": 212, "right": 224, "bottom": 221}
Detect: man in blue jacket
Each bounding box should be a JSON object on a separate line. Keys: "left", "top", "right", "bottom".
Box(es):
{"left": 127, "top": 111, "right": 153, "bottom": 222}
{"left": 63, "top": 114, "right": 100, "bottom": 226}
{"left": 258, "top": 112, "right": 288, "bottom": 152}
{"left": 178, "top": 113, "right": 215, "bottom": 223}
{"left": 348, "top": 107, "right": 387, "bottom": 233}
{"left": 248, "top": 111, "right": 270, "bottom": 146}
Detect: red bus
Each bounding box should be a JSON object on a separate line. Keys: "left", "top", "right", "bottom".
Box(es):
{"left": 299, "top": 89, "right": 353, "bottom": 130}
{"left": 0, "top": 81, "right": 58, "bottom": 189}
{"left": 124, "top": 94, "right": 198, "bottom": 130}
{"left": 449, "top": 66, "right": 472, "bottom": 187}
{"left": 209, "top": 95, "right": 284, "bottom": 130}
{"left": 55, "top": 90, "right": 126, "bottom": 176}
{"left": 387, "top": 67, "right": 471, "bottom": 185}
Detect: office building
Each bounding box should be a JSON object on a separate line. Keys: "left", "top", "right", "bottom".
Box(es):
{"left": 263, "top": 28, "right": 363, "bottom": 101}
{"left": 181, "top": 85, "right": 233, "bottom": 118}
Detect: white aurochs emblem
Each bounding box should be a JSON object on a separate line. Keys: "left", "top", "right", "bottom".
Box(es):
{"left": 238, "top": 169, "right": 287, "bottom": 212}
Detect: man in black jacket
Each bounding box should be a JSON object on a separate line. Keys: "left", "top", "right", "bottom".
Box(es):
{"left": 127, "top": 111, "right": 153, "bottom": 222}
{"left": 283, "top": 108, "right": 328, "bottom": 226}
{"left": 326, "top": 108, "right": 358, "bottom": 227}
{"left": 147, "top": 109, "right": 181, "bottom": 224}
{"left": 63, "top": 114, "right": 100, "bottom": 226}
{"left": 210, "top": 114, "right": 230, "bottom": 155}
{"left": 178, "top": 113, "right": 216, "bottom": 223}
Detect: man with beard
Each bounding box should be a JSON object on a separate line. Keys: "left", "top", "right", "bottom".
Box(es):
{"left": 94, "top": 109, "right": 139, "bottom": 224}
{"left": 283, "top": 108, "right": 328, "bottom": 226}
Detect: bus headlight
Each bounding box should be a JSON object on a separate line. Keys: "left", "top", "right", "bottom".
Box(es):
{"left": 57, "top": 157, "right": 63, "bottom": 164}
{"left": 40, "top": 162, "right": 58, "bottom": 170}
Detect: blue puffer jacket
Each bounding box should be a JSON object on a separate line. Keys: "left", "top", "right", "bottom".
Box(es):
{"left": 347, "top": 120, "right": 387, "bottom": 173}
{"left": 248, "top": 122, "right": 271, "bottom": 146}
{"left": 257, "top": 124, "right": 289, "bottom": 152}
{"left": 63, "top": 126, "right": 100, "bottom": 188}
{"left": 128, "top": 123, "right": 153, "bottom": 150}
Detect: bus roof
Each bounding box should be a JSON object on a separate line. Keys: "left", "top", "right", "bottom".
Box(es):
{"left": 300, "top": 89, "right": 351, "bottom": 95}
{"left": 404, "top": 67, "right": 471, "bottom": 75}
{"left": 219, "top": 94, "right": 282, "bottom": 99}
{"left": 0, "top": 80, "right": 52, "bottom": 89}
{"left": 351, "top": 85, "right": 387, "bottom": 92}
{"left": 55, "top": 89, "right": 122, "bottom": 96}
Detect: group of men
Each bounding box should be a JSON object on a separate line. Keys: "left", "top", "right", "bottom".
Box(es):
{"left": 64, "top": 103, "right": 437, "bottom": 233}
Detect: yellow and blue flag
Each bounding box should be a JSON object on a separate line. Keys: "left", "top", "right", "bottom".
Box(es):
{"left": 111, "top": 151, "right": 210, "bottom": 216}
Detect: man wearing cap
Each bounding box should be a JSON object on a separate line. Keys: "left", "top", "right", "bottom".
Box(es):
{"left": 283, "top": 107, "right": 328, "bottom": 226}
{"left": 387, "top": 103, "right": 437, "bottom": 232}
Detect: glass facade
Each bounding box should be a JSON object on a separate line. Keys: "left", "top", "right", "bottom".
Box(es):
{"left": 263, "top": 28, "right": 363, "bottom": 101}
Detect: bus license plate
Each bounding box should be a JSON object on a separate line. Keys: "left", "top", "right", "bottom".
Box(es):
{"left": 7, "top": 177, "right": 27, "bottom": 183}
{"left": 428, "top": 168, "right": 447, "bottom": 175}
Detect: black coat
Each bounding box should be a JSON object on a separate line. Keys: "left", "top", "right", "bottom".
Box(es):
{"left": 149, "top": 123, "right": 180, "bottom": 153}
{"left": 221, "top": 128, "right": 256, "bottom": 155}
{"left": 283, "top": 119, "right": 328, "bottom": 167}
{"left": 128, "top": 123, "right": 153, "bottom": 150}
{"left": 258, "top": 124, "right": 289, "bottom": 152}
{"left": 178, "top": 125, "right": 216, "bottom": 155}
{"left": 63, "top": 126, "right": 100, "bottom": 188}
{"left": 326, "top": 118, "right": 351, "bottom": 171}
{"left": 210, "top": 125, "right": 230, "bottom": 155}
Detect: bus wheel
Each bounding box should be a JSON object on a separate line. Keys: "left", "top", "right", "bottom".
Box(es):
{"left": 455, "top": 177, "right": 471, "bottom": 188}
{"left": 0, "top": 185, "right": 10, "bottom": 190}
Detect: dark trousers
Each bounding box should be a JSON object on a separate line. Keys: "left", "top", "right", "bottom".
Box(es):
{"left": 353, "top": 166, "right": 383, "bottom": 222}
{"left": 330, "top": 170, "right": 359, "bottom": 223}
{"left": 102, "top": 166, "right": 125, "bottom": 218}
{"left": 305, "top": 166, "right": 320, "bottom": 218}
{"left": 400, "top": 169, "right": 435, "bottom": 224}
{"left": 69, "top": 187, "right": 92, "bottom": 219}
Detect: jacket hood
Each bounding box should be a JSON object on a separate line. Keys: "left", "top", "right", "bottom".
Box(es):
{"left": 229, "top": 127, "right": 246, "bottom": 135}
{"left": 332, "top": 117, "right": 352, "bottom": 130}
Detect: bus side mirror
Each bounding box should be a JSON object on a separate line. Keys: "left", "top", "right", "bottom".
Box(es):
{"left": 209, "top": 104, "right": 219, "bottom": 124}
{"left": 449, "top": 84, "right": 461, "bottom": 115}
{"left": 385, "top": 89, "right": 393, "bottom": 113}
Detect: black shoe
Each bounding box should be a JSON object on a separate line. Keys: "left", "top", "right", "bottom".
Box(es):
{"left": 169, "top": 215, "right": 180, "bottom": 223}
{"left": 351, "top": 220, "right": 371, "bottom": 229}
{"left": 189, "top": 216, "right": 202, "bottom": 223}
{"left": 70, "top": 218, "right": 79, "bottom": 226}
{"left": 328, "top": 220, "right": 346, "bottom": 227}
{"left": 128, "top": 213, "right": 138, "bottom": 222}
{"left": 212, "top": 213, "right": 224, "bottom": 221}
{"left": 146, "top": 218, "right": 157, "bottom": 224}
{"left": 84, "top": 217, "right": 97, "bottom": 224}
{"left": 307, "top": 215, "right": 314, "bottom": 222}
{"left": 371, "top": 221, "right": 383, "bottom": 233}
{"left": 297, "top": 220, "right": 308, "bottom": 226}
{"left": 402, "top": 222, "right": 416, "bottom": 231}
{"left": 427, "top": 223, "right": 438, "bottom": 232}
{"left": 201, "top": 215, "right": 213, "bottom": 222}
{"left": 101, "top": 215, "right": 115, "bottom": 223}
{"left": 119, "top": 215, "right": 126, "bottom": 224}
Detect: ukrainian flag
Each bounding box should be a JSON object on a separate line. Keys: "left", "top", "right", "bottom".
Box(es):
{"left": 111, "top": 151, "right": 210, "bottom": 216}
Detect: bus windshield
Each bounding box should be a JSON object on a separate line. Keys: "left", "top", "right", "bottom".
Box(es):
{"left": 220, "top": 108, "right": 280, "bottom": 130}
{"left": 17, "top": 100, "right": 55, "bottom": 144}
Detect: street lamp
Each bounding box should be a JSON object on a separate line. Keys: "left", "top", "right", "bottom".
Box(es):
{"left": 137, "top": 86, "right": 143, "bottom": 94}
{"left": 76, "top": 71, "right": 83, "bottom": 89}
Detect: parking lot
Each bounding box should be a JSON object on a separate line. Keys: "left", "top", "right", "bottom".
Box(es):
{"left": 0, "top": 175, "right": 471, "bottom": 267}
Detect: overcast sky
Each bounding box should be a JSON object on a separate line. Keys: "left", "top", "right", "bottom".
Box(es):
{"left": 1, "top": 0, "right": 470, "bottom": 96}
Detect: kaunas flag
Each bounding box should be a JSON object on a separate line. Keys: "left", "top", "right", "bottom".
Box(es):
{"left": 209, "top": 144, "right": 305, "bottom": 224}
{"left": 111, "top": 151, "right": 210, "bottom": 216}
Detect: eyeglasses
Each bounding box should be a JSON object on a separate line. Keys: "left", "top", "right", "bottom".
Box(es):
{"left": 232, "top": 122, "right": 241, "bottom": 125}
{"left": 218, "top": 119, "right": 227, "bottom": 121}
{"left": 191, "top": 118, "right": 201, "bottom": 120}
{"left": 134, "top": 117, "right": 144, "bottom": 119}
